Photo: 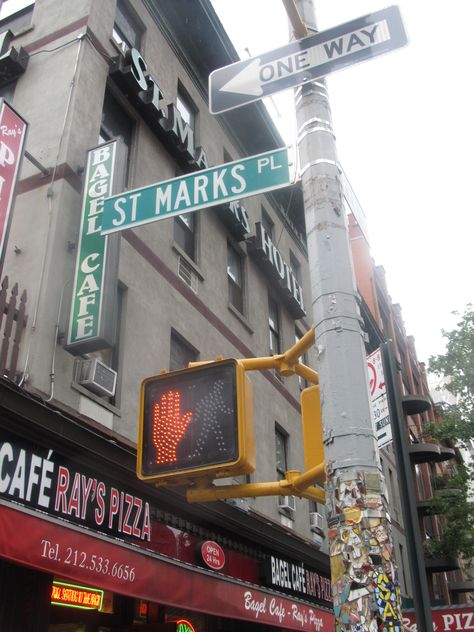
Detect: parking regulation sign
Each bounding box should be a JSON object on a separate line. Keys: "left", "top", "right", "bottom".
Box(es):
{"left": 367, "top": 348, "right": 392, "bottom": 449}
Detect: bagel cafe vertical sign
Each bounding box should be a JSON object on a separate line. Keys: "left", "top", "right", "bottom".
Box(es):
{"left": 66, "top": 141, "right": 126, "bottom": 353}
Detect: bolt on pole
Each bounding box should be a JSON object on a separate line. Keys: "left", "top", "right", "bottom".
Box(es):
{"left": 291, "top": 1, "right": 404, "bottom": 629}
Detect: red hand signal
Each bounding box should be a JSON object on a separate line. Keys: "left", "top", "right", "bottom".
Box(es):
{"left": 152, "top": 390, "right": 192, "bottom": 464}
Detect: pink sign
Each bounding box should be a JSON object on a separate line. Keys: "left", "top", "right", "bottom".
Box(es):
{"left": 0, "top": 100, "right": 27, "bottom": 270}
{"left": 403, "top": 607, "right": 474, "bottom": 632}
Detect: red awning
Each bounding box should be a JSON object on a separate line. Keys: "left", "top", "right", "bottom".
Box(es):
{"left": 0, "top": 503, "right": 333, "bottom": 631}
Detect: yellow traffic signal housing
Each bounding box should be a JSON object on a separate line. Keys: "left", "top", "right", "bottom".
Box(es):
{"left": 137, "top": 359, "right": 255, "bottom": 485}
{"left": 301, "top": 385, "right": 325, "bottom": 478}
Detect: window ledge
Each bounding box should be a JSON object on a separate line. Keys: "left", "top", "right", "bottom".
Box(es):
{"left": 12, "top": 24, "right": 34, "bottom": 39}
{"left": 109, "top": 36, "right": 127, "bottom": 57}
{"left": 172, "top": 242, "right": 204, "bottom": 280}
{"left": 228, "top": 303, "right": 253, "bottom": 334}
{"left": 71, "top": 381, "right": 121, "bottom": 416}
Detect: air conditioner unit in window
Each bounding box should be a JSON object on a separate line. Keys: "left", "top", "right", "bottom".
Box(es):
{"left": 77, "top": 358, "right": 117, "bottom": 398}
{"left": 178, "top": 256, "right": 198, "bottom": 293}
{"left": 279, "top": 495, "right": 296, "bottom": 512}
{"left": 309, "top": 511, "right": 324, "bottom": 532}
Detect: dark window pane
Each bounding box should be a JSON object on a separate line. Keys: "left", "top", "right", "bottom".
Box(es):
{"left": 295, "top": 328, "right": 307, "bottom": 389}
{"left": 176, "top": 91, "right": 195, "bottom": 130}
{"left": 100, "top": 91, "right": 132, "bottom": 186}
{"left": 174, "top": 213, "right": 196, "bottom": 260}
{"left": 0, "top": 82, "right": 15, "bottom": 102}
{"left": 101, "top": 92, "right": 132, "bottom": 149}
{"left": 228, "top": 282, "right": 243, "bottom": 313}
{"left": 275, "top": 428, "right": 287, "bottom": 479}
{"left": 261, "top": 208, "right": 274, "bottom": 239}
{"left": 170, "top": 331, "right": 198, "bottom": 372}
{"left": 290, "top": 250, "right": 301, "bottom": 285}
{"left": 268, "top": 296, "right": 280, "bottom": 354}
{"left": 227, "top": 244, "right": 244, "bottom": 313}
{"left": 113, "top": 0, "right": 143, "bottom": 52}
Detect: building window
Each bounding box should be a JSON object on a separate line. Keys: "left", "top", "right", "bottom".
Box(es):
{"left": 176, "top": 87, "right": 196, "bottom": 130}
{"left": 100, "top": 92, "right": 133, "bottom": 146}
{"left": 295, "top": 328, "right": 308, "bottom": 389}
{"left": 0, "top": 81, "right": 15, "bottom": 102}
{"left": 398, "top": 544, "right": 408, "bottom": 594}
{"left": 415, "top": 463, "right": 426, "bottom": 498}
{"left": 82, "top": 283, "right": 126, "bottom": 406}
{"left": 388, "top": 468, "right": 400, "bottom": 520}
{"left": 0, "top": 2, "right": 34, "bottom": 32}
{"left": 290, "top": 250, "right": 302, "bottom": 286}
{"left": 261, "top": 207, "right": 274, "bottom": 239}
{"left": 174, "top": 212, "right": 196, "bottom": 261}
{"left": 112, "top": 0, "right": 143, "bottom": 53}
{"left": 99, "top": 91, "right": 133, "bottom": 185}
{"left": 268, "top": 295, "right": 280, "bottom": 355}
{"left": 227, "top": 243, "right": 244, "bottom": 314}
{"left": 275, "top": 426, "right": 288, "bottom": 481}
{"left": 173, "top": 159, "right": 197, "bottom": 262}
{"left": 169, "top": 330, "right": 198, "bottom": 371}
{"left": 110, "top": 283, "right": 126, "bottom": 405}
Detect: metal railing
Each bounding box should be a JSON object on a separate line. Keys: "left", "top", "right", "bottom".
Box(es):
{"left": 0, "top": 276, "right": 28, "bottom": 380}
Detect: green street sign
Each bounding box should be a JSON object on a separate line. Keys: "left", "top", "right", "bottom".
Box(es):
{"left": 101, "top": 147, "right": 291, "bottom": 235}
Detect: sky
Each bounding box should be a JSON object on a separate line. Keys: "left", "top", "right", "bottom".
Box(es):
{"left": 1, "top": 0, "right": 472, "bottom": 364}
{"left": 211, "top": 0, "right": 474, "bottom": 366}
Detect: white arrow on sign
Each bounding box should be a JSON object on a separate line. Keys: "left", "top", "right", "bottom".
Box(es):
{"left": 209, "top": 6, "right": 407, "bottom": 115}
{"left": 221, "top": 59, "right": 263, "bottom": 97}
{"left": 220, "top": 20, "right": 390, "bottom": 98}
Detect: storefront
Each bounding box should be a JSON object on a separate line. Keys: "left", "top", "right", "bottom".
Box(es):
{"left": 403, "top": 606, "right": 474, "bottom": 632}
{"left": 0, "top": 380, "right": 333, "bottom": 631}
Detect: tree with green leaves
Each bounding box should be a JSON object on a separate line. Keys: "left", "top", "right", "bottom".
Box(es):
{"left": 425, "top": 304, "right": 474, "bottom": 559}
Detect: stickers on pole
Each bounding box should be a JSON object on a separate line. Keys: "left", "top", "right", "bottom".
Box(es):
{"left": 326, "top": 472, "right": 403, "bottom": 631}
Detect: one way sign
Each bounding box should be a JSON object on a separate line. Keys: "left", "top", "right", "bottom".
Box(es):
{"left": 209, "top": 6, "right": 407, "bottom": 114}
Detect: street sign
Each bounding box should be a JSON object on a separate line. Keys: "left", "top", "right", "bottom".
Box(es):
{"left": 367, "top": 348, "right": 392, "bottom": 449}
{"left": 209, "top": 5, "right": 407, "bottom": 114}
{"left": 101, "top": 147, "right": 290, "bottom": 235}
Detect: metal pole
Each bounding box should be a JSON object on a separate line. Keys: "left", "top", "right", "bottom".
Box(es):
{"left": 382, "top": 341, "right": 434, "bottom": 631}
{"left": 291, "top": 1, "right": 404, "bottom": 629}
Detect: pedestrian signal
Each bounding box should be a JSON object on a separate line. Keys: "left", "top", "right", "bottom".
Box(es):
{"left": 137, "top": 359, "right": 255, "bottom": 484}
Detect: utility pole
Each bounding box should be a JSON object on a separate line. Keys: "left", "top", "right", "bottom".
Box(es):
{"left": 289, "top": 1, "right": 404, "bottom": 629}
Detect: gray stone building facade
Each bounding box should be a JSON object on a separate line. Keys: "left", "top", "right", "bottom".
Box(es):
{"left": 3, "top": 0, "right": 323, "bottom": 535}
{"left": 2, "top": 2, "right": 469, "bottom": 629}
{"left": 0, "top": 1, "right": 334, "bottom": 629}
